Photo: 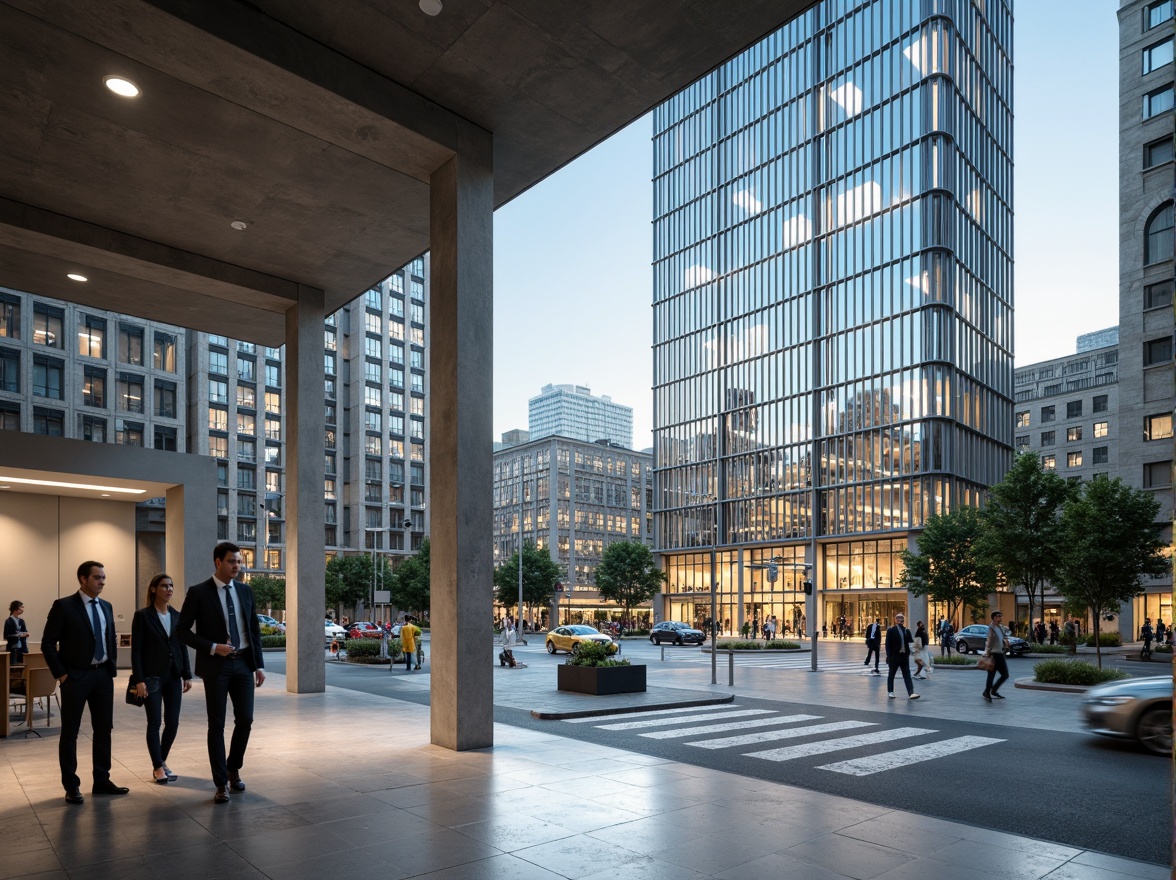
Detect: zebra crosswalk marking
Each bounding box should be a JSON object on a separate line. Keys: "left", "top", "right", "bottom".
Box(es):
{"left": 639, "top": 714, "right": 823, "bottom": 740}
{"left": 596, "top": 709, "right": 774, "bottom": 731}
{"left": 688, "top": 719, "right": 877, "bottom": 750}
{"left": 746, "top": 726, "right": 935, "bottom": 762}
{"left": 673, "top": 655, "right": 872, "bottom": 674}
{"left": 562, "top": 703, "right": 739, "bottom": 724}
{"left": 817, "top": 736, "right": 1005, "bottom": 776}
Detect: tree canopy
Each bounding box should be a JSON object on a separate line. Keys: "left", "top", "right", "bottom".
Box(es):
{"left": 493, "top": 542, "right": 561, "bottom": 614}
{"left": 977, "top": 452, "right": 1073, "bottom": 639}
{"left": 248, "top": 575, "right": 286, "bottom": 614}
{"left": 1055, "top": 475, "right": 1168, "bottom": 666}
{"left": 899, "top": 506, "right": 995, "bottom": 624}
{"left": 594, "top": 540, "right": 666, "bottom": 621}
{"left": 325, "top": 554, "right": 391, "bottom": 616}
{"left": 391, "top": 538, "right": 430, "bottom": 616}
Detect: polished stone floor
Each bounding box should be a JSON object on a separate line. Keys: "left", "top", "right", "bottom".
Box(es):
{"left": 0, "top": 669, "right": 1166, "bottom": 880}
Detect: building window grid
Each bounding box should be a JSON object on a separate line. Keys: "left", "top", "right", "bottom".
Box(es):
{"left": 652, "top": 3, "right": 1012, "bottom": 555}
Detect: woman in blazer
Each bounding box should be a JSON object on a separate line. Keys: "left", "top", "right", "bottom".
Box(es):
{"left": 4, "top": 600, "right": 29, "bottom": 663}
{"left": 131, "top": 574, "right": 192, "bottom": 783}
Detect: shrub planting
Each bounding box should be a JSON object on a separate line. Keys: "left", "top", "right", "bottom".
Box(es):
{"left": 566, "top": 640, "right": 630, "bottom": 667}
{"left": 1033, "top": 659, "right": 1128, "bottom": 686}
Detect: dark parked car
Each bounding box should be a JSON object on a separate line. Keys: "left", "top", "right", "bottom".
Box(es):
{"left": 649, "top": 621, "right": 706, "bottom": 646}
{"left": 953, "top": 624, "right": 1029, "bottom": 656}
{"left": 1082, "top": 675, "right": 1172, "bottom": 756}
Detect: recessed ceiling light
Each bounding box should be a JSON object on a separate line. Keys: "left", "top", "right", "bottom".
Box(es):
{"left": 103, "top": 75, "right": 141, "bottom": 98}
{"left": 230, "top": 220, "right": 248, "bottom": 230}
{"left": 0, "top": 476, "right": 145, "bottom": 495}
{"left": 419, "top": 0, "right": 442, "bottom": 15}
{"left": 67, "top": 273, "right": 88, "bottom": 282}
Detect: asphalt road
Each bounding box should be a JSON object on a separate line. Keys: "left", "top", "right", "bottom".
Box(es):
{"left": 266, "top": 639, "right": 1169, "bottom": 864}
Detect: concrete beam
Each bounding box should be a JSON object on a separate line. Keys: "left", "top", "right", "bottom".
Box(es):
{"left": 429, "top": 136, "right": 494, "bottom": 751}
{"left": 0, "top": 197, "right": 299, "bottom": 346}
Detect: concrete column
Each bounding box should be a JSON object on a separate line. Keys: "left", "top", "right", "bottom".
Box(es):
{"left": 285, "top": 285, "right": 327, "bottom": 694}
{"left": 429, "top": 134, "right": 494, "bottom": 750}
{"left": 165, "top": 481, "right": 216, "bottom": 595}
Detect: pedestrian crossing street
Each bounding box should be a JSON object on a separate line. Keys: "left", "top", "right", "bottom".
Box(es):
{"left": 564, "top": 704, "right": 1003, "bottom": 776}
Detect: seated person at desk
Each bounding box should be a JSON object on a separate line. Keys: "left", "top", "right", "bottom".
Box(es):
{"left": 5, "top": 600, "right": 29, "bottom": 664}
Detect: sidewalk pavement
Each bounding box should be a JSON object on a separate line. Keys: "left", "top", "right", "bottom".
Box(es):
{"left": 0, "top": 663, "right": 1167, "bottom": 880}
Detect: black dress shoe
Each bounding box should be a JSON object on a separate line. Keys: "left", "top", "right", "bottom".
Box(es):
{"left": 992, "top": 692, "right": 1005, "bottom": 699}
{"left": 227, "top": 771, "right": 245, "bottom": 792}
{"left": 982, "top": 692, "right": 992, "bottom": 703}
{"left": 214, "top": 785, "right": 231, "bottom": 804}
{"left": 92, "top": 781, "right": 130, "bottom": 795}
{"left": 65, "top": 789, "right": 84, "bottom": 805}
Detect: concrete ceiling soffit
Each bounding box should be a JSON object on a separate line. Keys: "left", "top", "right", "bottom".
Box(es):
{"left": 14, "top": 0, "right": 486, "bottom": 176}
{"left": 0, "top": 198, "right": 297, "bottom": 345}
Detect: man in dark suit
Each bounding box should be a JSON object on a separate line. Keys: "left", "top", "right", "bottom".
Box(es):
{"left": 41, "top": 561, "right": 129, "bottom": 804}
{"left": 884, "top": 612, "right": 920, "bottom": 700}
{"left": 863, "top": 617, "right": 882, "bottom": 674}
{"left": 178, "top": 542, "right": 265, "bottom": 804}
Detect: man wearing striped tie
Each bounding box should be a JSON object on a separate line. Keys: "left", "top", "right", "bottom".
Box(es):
{"left": 179, "top": 542, "right": 265, "bottom": 804}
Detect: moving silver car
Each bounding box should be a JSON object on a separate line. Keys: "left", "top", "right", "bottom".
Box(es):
{"left": 1081, "top": 674, "right": 1171, "bottom": 756}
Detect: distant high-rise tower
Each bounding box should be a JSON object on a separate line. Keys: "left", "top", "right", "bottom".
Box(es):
{"left": 1116, "top": 0, "right": 1174, "bottom": 631}
{"left": 652, "top": 0, "right": 1014, "bottom": 636}
{"left": 528, "top": 384, "right": 633, "bottom": 449}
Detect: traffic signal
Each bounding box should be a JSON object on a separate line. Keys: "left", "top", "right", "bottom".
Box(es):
{"left": 802, "top": 579, "right": 813, "bottom": 595}
{"left": 766, "top": 563, "right": 779, "bottom": 583}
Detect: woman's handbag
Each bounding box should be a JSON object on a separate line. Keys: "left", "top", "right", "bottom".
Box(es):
{"left": 125, "top": 676, "right": 160, "bottom": 707}
{"left": 976, "top": 654, "right": 995, "bottom": 671}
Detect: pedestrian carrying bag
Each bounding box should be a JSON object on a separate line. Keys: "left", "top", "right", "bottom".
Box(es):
{"left": 976, "top": 654, "right": 995, "bottom": 671}
{"left": 125, "top": 676, "right": 160, "bottom": 707}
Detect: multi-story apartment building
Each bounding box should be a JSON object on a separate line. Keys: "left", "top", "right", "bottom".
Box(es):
{"left": 0, "top": 287, "right": 185, "bottom": 451}
{"left": 187, "top": 257, "right": 430, "bottom": 578}
{"left": 492, "top": 432, "right": 653, "bottom": 626}
{"left": 528, "top": 384, "right": 634, "bottom": 449}
{"left": 1, "top": 256, "right": 430, "bottom": 598}
{"left": 1118, "top": 0, "right": 1175, "bottom": 631}
{"left": 652, "top": 0, "right": 1013, "bottom": 636}
{"left": 1014, "top": 341, "right": 1120, "bottom": 483}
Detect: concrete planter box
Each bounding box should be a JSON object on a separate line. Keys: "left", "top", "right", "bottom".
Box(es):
{"left": 558, "top": 664, "right": 647, "bottom": 695}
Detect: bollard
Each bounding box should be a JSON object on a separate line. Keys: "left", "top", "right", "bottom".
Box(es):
{"left": 728, "top": 650, "right": 734, "bottom": 686}
{"left": 661, "top": 645, "right": 665, "bottom": 662}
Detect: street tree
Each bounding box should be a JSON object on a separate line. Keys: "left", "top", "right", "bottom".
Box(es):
{"left": 391, "top": 538, "right": 430, "bottom": 617}
{"left": 249, "top": 575, "right": 285, "bottom": 616}
{"left": 493, "top": 542, "right": 561, "bottom": 623}
{"left": 1055, "top": 475, "right": 1168, "bottom": 667}
{"left": 898, "top": 506, "right": 995, "bottom": 625}
{"left": 325, "top": 554, "right": 389, "bottom": 618}
{"left": 594, "top": 540, "right": 666, "bottom": 624}
{"left": 978, "top": 452, "right": 1074, "bottom": 640}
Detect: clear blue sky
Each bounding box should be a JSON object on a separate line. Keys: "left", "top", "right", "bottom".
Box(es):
{"left": 492, "top": 1, "right": 1120, "bottom": 452}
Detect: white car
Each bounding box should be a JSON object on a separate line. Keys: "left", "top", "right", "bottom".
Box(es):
{"left": 325, "top": 619, "right": 347, "bottom": 639}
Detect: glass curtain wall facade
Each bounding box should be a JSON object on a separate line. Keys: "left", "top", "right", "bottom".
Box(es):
{"left": 653, "top": 0, "right": 1013, "bottom": 637}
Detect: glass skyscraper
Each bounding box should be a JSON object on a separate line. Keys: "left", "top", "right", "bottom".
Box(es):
{"left": 652, "top": 0, "right": 1013, "bottom": 637}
